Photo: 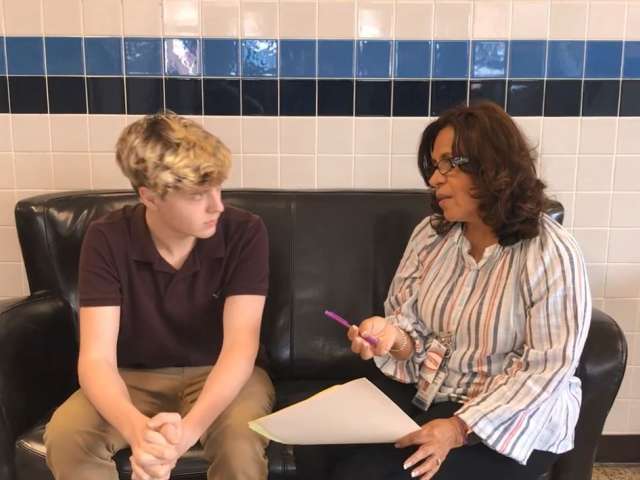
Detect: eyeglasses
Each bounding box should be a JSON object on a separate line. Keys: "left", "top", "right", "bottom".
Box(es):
{"left": 424, "top": 155, "right": 471, "bottom": 177}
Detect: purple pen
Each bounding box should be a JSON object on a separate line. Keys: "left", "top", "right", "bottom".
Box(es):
{"left": 324, "top": 310, "right": 379, "bottom": 346}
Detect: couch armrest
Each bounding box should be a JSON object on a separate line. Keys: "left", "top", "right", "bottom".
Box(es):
{"left": 551, "top": 308, "right": 627, "bottom": 480}
{"left": 0, "top": 293, "right": 78, "bottom": 480}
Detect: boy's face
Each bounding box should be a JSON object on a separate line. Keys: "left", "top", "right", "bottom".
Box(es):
{"left": 150, "top": 184, "right": 225, "bottom": 239}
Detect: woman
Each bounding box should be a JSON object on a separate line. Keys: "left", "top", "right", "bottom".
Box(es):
{"left": 340, "top": 102, "right": 591, "bottom": 480}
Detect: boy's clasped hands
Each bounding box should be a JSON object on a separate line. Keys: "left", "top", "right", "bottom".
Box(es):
{"left": 128, "top": 412, "right": 195, "bottom": 480}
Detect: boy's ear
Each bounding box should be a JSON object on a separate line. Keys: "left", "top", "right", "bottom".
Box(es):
{"left": 138, "top": 186, "right": 160, "bottom": 211}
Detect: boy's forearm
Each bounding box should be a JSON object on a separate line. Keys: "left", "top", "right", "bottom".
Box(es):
{"left": 183, "top": 349, "right": 256, "bottom": 440}
{"left": 78, "top": 357, "right": 145, "bottom": 442}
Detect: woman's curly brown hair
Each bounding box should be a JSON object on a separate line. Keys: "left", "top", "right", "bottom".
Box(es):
{"left": 418, "top": 102, "right": 549, "bottom": 246}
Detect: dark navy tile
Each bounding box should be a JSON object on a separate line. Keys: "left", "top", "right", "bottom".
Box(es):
{"left": 430, "top": 80, "right": 467, "bottom": 115}
{"left": 469, "top": 80, "right": 506, "bottom": 108}
{"left": 356, "top": 40, "right": 391, "bottom": 78}
{"left": 585, "top": 41, "right": 623, "bottom": 79}
{"left": 6, "top": 37, "right": 44, "bottom": 75}
{"left": 394, "top": 41, "right": 430, "bottom": 79}
{"left": 85, "top": 37, "right": 123, "bottom": 75}
{"left": 87, "top": 77, "right": 125, "bottom": 114}
{"left": 203, "top": 79, "right": 240, "bottom": 115}
{"left": 9, "top": 76, "right": 47, "bottom": 113}
{"left": 317, "top": 79, "right": 353, "bottom": 116}
{"left": 242, "top": 79, "right": 277, "bottom": 115}
{"left": 433, "top": 41, "right": 469, "bottom": 79}
{"left": 46, "top": 37, "right": 84, "bottom": 75}
{"left": 126, "top": 77, "right": 164, "bottom": 114}
{"left": 582, "top": 80, "right": 619, "bottom": 116}
{"left": 507, "top": 80, "right": 544, "bottom": 116}
{"left": 165, "top": 78, "right": 202, "bottom": 115}
{"left": 544, "top": 80, "right": 581, "bottom": 116}
{"left": 241, "top": 39, "right": 277, "bottom": 77}
{"left": 472, "top": 41, "right": 508, "bottom": 78}
{"left": 547, "top": 41, "right": 585, "bottom": 79}
{"left": 620, "top": 80, "right": 640, "bottom": 116}
{"left": 392, "top": 80, "right": 429, "bottom": 116}
{"left": 509, "top": 40, "right": 546, "bottom": 78}
{"left": 125, "top": 38, "right": 163, "bottom": 76}
{"left": 0, "top": 77, "right": 8, "bottom": 113}
{"left": 355, "top": 80, "right": 391, "bottom": 116}
{"left": 318, "top": 40, "right": 354, "bottom": 78}
{"left": 0, "top": 41, "right": 5, "bottom": 75}
{"left": 48, "top": 77, "right": 87, "bottom": 113}
{"left": 203, "top": 39, "right": 239, "bottom": 77}
{"left": 280, "top": 40, "right": 316, "bottom": 78}
{"left": 623, "top": 41, "right": 640, "bottom": 78}
{"left": 280, "top": 79, "right": 315, "bottom": 115}
{"left": 164, "top": 38, "right": 200, "bottom": 76}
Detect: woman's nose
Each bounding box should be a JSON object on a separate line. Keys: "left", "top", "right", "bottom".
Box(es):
{"left": 428, "top": 169, "right": 445, "bottom": 188}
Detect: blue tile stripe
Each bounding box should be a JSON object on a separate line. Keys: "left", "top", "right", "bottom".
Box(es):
{"left": 0, "top": 36, "right": 636, "bottom": 79}
{"left": 0, "top": 36, "right": 638, "bottom": 117}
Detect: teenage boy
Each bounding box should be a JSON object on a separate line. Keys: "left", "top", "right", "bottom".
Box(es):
{"left": 44, "top": 113, "right": 274, "bottom": 480}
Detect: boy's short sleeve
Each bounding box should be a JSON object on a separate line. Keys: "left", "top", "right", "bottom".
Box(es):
{"left": 223, "top": 217, "right": 269, "bottom": 297}
{"left": 78, "top": 223, "right": 122, "bottom": 307}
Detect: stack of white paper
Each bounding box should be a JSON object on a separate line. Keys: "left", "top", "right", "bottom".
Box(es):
{"left": 249, "top": 377, "right": 420, "bottom": 444}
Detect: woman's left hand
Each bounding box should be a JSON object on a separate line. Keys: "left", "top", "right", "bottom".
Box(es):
{"left": 394, "top": 418, "right": 465, "bottom": 480}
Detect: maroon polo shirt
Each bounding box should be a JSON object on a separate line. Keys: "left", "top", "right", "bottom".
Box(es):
{"left": 77, "top": 203, "right": 269, "bottom": 368}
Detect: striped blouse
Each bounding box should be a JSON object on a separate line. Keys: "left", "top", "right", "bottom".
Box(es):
{"left": 374, "top": 214, "right": 591, "bottom": 465}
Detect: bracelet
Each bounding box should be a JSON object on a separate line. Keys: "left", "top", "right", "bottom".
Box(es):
{"left": 390, "top": 328, "right": 409, "bottom": 352}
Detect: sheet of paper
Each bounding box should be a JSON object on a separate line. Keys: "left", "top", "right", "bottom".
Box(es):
{"left": 248, "top": 377, "right": 420, "bottom": 445}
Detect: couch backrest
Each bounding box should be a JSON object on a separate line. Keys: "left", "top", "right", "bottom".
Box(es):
{"left": 15, "top": 190, "right": 563, "bottom": 381}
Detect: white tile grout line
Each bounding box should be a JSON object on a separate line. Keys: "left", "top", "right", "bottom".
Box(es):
{"left": 388, "top": 0, "right": 397, "bottom": 188}
{"left": 37, "top": 1, "right": 55, "bottom": 193}
{"left": 351, "top": 0, "right": 357, "bottom": 188}
{"left": 78, "top": 2, "right": 94, "bottom": 191}
{"left": 276, "top": 1, "right": 282, "bottom": 188}
{"left": 569, "top": 0, "right": 591, "bottom": 232}
{"left": 314, "top": 0, "right": 319, "bottom": 189}
{"left": 602, "top": 0, "right": 630, "bottom": 306}
{"left": 504, "top": 0, "right": 514, "bottom": 113}
{"left": 538, "top": 0, "right": 551, "bottom": 172}
{"left": 237, "top": 2, "right": 244, "bottom": 188}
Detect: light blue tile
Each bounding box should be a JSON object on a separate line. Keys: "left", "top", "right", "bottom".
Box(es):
{"left": 318, "top": 40, "right": 353, "bottom": 78}
{"left": 472, "top": 40, "right": 508, "bottom": 78}
{"left": 125, "top": 38, "right": 162, "bottom": 76}
{"left": 85, "top": 37, "right": 123, "bottom": 75}
{"left": 280, "top": 40, "right": 316, "bottom": 78}
{"left": 585, "top": 41, "right": 623, "bottom": 79}
{"left": 357, "top": 40, "right": 391, "bottom": 78}
{"left": 433, "top": 41, "right": 469, "bottom": 79}
{"left": 509, "top": 40, "right": 546, "bottom": 78}
{"left": 46, "top": 37, "right": 84, "bottom": 75}
{"left": 7, "top": 37, "right": 44, "bottom": 75}
{"left": 624, "top": 41, "right": 640, "bottom": 78}
{"left": 164, "top": 38, "right": 201, "bottom": 76}
{"left": 394, "top": 41, "right": 430, "bottom": 79}
{"left": 0, "top": 39, "right": 5, "bottom": 76}
{"left": 241, "top": 39, "right": 277, "bottom": 77}
{"left": 203, "top": 38, "right": 239, "bottom": 77}
{"left": 547, "top": 41, "right": 585, "bottom": 79}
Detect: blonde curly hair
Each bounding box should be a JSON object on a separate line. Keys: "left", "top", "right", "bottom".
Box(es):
{"left": 115, "top": 112, "right": 231, "bottom": 196}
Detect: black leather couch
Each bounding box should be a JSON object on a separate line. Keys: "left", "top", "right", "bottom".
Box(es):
{"left": 1, "top": 190, "right": 627, "bottom": 480}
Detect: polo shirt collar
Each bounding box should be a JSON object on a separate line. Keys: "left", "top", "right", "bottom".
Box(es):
{"left": 130, "top": 203, "right": 226, "bottom": 273}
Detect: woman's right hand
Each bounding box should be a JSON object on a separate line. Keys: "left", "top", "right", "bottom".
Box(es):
{"left": 348, "top": 316, "right": 399, "bottom": 360}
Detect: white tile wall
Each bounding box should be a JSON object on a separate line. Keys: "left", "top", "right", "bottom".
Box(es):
{"left": 44, "top": 0, "right": 82, "bottom": 36}
{"left": 318, "top": 0, "right": 356, "bottom": 39}
{"left": 0, "top": 0, "right": 638, "bottom": 439}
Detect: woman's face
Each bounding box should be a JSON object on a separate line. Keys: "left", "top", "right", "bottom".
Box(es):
{"left": 428, "top": 126, "right": 482, "bottom": 225}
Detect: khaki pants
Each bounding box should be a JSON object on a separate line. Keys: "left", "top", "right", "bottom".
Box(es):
{"left": 44, "top": 366, "right": 275, "bottom": 480}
